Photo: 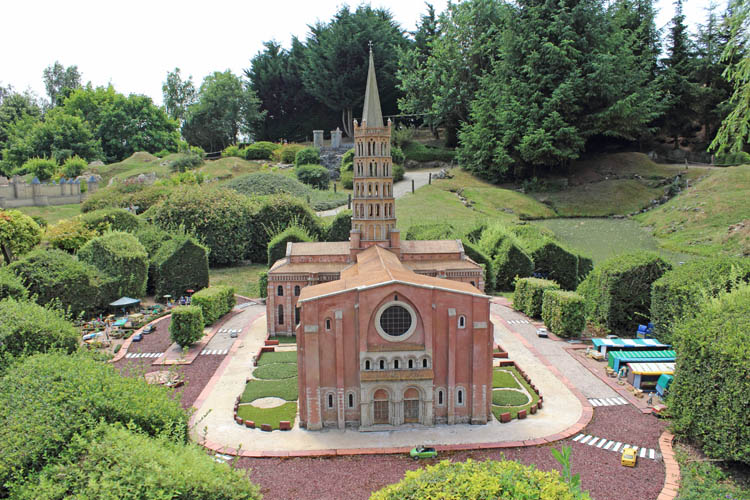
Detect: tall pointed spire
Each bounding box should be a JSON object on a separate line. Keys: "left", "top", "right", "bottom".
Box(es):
{"left": 361, "top": 46, "right": 384, "bottom": 128}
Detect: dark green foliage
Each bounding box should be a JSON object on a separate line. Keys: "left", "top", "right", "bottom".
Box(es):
{"left": 80, "top": 207, "right": 141, "bottom": 233}
{"left": 650, "top": 258, "right": 750, "bottom": 344}
{"left": 244, "top": 141, "right": 279, "bottom": 160}
{"left": 523, "top": 238, "right": 580, "bottom": 290}
{"left": 341, "top": 148, "right": 355, "bottom": 171}
{"left": 541, "top": 290, "right": 586, "bottom": 338}
{"left": 0, "top": 209, "right": 42, "bottom": 263}
{"left": 258, "top": 271, "right": 268, "bottom": 298}
{"left": 461, "top": 239, "right": 495, "bottom": 294}
{"left": 577, "top": 255, "right": 594, "bottom": 285}
{"left": 577, "top": 252, "right": 671, "bottom": 335}
{"left": 0, "top": 298, "right": 78, "bottom": 361}
{"left": 340, "top": 170, "right": 353, "bottom": 188}
{"left": 391, "top": 145, "right": 405, "bottom": 165}
{"left": 670, "top": 284, "right": 750, "bottom": 463}
{"left": 295, "top": 164, "right": 329, "bottom": 189}
{"left": 294, "top": 146, "right": 320, "bottom": 167}
{"left": 147, "top": 185, "right": 257, "bottom": 265}
{"left": 494, "top": 238, "right": 534, "bottom": 291}
{"left": 192, "top": 285, "right": 235, "bottom": 325}
{"left": 0, "top": 352, "right": 188, "bottom": 491}
{"left": 78, "top": 231, "right": 148, "bottom": 298}
{"left": 326, "top": 210, "right": 352, "bottom": 242}
{"left": 676, "top": 455, "right": 750, "bottom": 500}
{"left": 267, "top": 225, "right": 313, "bottom": 266}
{"left": 277, "top": 144, "right": 304, "bottom": 164}
{"left": 134, "top": 223, "right": 172, "bottom": 258}
{"left": 392, "top": 163, "right": 405, "bottom": 182}
{"left": 9, "top": 423, "right": 262, "bottom": 500}
{"left": 169, "top": 153, "right": 203, "bottom": 172}
{"left": 401, "top": 142, "right": 455, "bottom": 163}
{"left": 405, "top": 223, "right": 456, "bottom": 240}
{"left": 513, "top": 278, "right": 560, "bottom": 319}
{"left": 169, "top": 305, "right": 205, "bottom": 347}
{"left": 8, "top": 248, "right": 117, "bottom": 316}
{"left": 227, "top": 171, "right": 310, "bottom": 198}
{"left": 151, "top": 234, "right": 209, "bottom": 298}
{"left": 0, "top": 268, "right": 27, "bottom": 300}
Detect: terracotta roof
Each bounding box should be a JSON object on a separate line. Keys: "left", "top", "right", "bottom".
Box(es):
{"left": 287, "top": 241, "right": 350, "bottom": 256}
{"left": 405, "top": 259, "right": 482, "bottom": 272}
{"left": 268, "top": 259, "right": 350, "bottom": 274}
{"left": 400, "top": 239, "right": 463, "bottom": 254}
{"left": 298, "top": 245, "right": 486, "bottom": 302}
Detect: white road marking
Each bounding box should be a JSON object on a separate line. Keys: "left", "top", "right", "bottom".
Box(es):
{"left": 573, "top": 434, "right": 585, "bottom": 442}
{"left": 580, "top": 435, "right": 592, "bottom": 444}
{"left": 604, "top": 440, "right": 615, "bottom": 450}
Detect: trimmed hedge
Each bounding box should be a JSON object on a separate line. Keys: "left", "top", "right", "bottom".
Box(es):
{"left": 169, "top": 305, "right": 204, "bottom": 347}
{"left": 295, "top": 146, "right": 320, "bottom": 167}
{"left": 0, "top": 352, "right": 188, "bottom": 491}
{"left": 513, "top": 278, "right": 560, "bottom": 318}
{"left": 134, "top": 223, "right": 173, "bottom": 258}
{"left": 296, "top": 164, "right": 329, "bottom": 189}
{"left": 406, "top": 223, "right": 457, "bottom": 240}
{"left": 0, "top": 268, "right": 27, "bottom": 301}
{"left": 392, "top": 163, "right": 405, "bottom": 182}
{"left": 523, "top": 238, "right": 580, "bottom": 290}
{"left": 276, "top": 144, "right": 304, "bottom": 163}
{"left": 78, "top": 231, "right": 149, "bottom": 298}
{"left": 81, "top": 184, "right": 172, "bottom": 214}
{"left": 326, "top": 210, "right": 352, "bottom": 242}
{"left": 80, "top": 208, "right": 141, "bottom": 233}
{"left": 151, "top": 234, "right": 209, "bottom": 298}
{"left": 10, "top": 423, "right": 262, "bottom": 500}
{"left": 267, "top": 225, "right": 313, "bottom": 266}
{"left": 8, "top": 248, "right": 117, "bottom": 317}
{"left": 258, "top": 271, "right": 268, "bottom": 299}
{"left": 370, "top": 459, "right": 590, "bottom": 500}
{"left": 391, "top": 145, "right": 405, "bottom": 165}
{"left": 577, "top": 252, "right": 671, "bottom": 335}
{"left": 494, "top": 238, "right": 534, "bottom": 291}
{"left": 244, "top": 141, "right": 279, "bottom": 160}
{"left": 670, "top": 284, "right": 750, "bottom": 463}
{"left": 577, "top": 255, "right": 594, "bottom": 284}
{"left": 541, "top": 290, "right": 586, "bottom": 338}
{"left": 340, "top": 170, "right": 353, "bottom": 188}
{"left": 192, "top": 285, "right": 235, "bottom": 325}
{"left": 44, "top": 218, "right": 97, "bottom": 253}
{"left": 0, "top": 298, "right": 79, "bottom": 362}
{"left": 650, "top": 258, "right": 750, "bottom": 344}
{"left": 462, "top": 239, "right": 495, "bottom": 294}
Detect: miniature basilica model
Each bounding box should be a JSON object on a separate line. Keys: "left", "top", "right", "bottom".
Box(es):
{"left": 266, "top": 49, "right": 493, "bottom": 430}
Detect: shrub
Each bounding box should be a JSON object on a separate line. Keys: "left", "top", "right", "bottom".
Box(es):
{"left": 244, "top": 141, "right": 279, "bottom": 160}
{"left": 0, "top": 352, "right": 188, "bottom": 490}
{"left": 258, "top": 271, "right": 268, "bottom": 298}
{"left": 276, "top": 143, "right": 304, "bottom": 163}
{"left": 151, "top": 233, "right": 209, "bottom": 298}
{"left": 670, "top": 284, "right": 750, "bottom": 463}
{"left": 192, "top": 285, "right": 235, "bottom": 325}
{"left": 134, "top": 223, "right": 172, "bottom": 258}
{"left": 61, "top": 155, "right": 87, "bottom": 178}
{"left": 715, "top": 151, "right": 750, "bottom": 165}
{"left": 8, "top": 248, "right": 117, "bottom": 316}
{"left": 542, "top": 290, "right": 586, "bottom": 338}
{"left": 82, "top": 184, "right": 172, "bottom": 214}
{"left": 10, "top": 423, "right": 262, "bottom": 500}
{"left": 23, "top": 157, "right": 57, "bottom": 181}
{"left": 294, "top": 146, "right": 320, "bottom": 167}
{"left": 228, "top": 171, "right": 308, "bottom": 197}
{"left": 147, "top": 185, "right": 257, "bottom": 265}
{"left": 0, "top": 268, "right": 27, "bottom": 300}
{"left": 514, "top": 277, "right": 560, "bottom": 318}
{"left": 462, "top": 239, "right": 495, "bottom": 294}
{"left": 45, "top": 218, "right": 97, "bottom": 253}
{"left": 650, "top": 258, "right": 750, "bottom": 344}
{"left": 370, "top": 459, "right": 590, "bottom": 500}
{"left": 0, "top": 298, "right": 79, "bottom": 362}
{"left": 326, "top": 210, "right": 352, "bottom": 242}
{"left": 577, "top": 255, "right": 594, "bottom": 284}
{"left": 170, "top": 153, "right": 203, "bottom": 172}
{"left": 80, "top": 207, "right": 140, "bottom": 233}
{"left": 406, "top": 223, "right": 456, "bottom": 240}
{"left": 341, "top": 148, "right": 355, "bottom": 171}
{"left": 78, "top": 232, "right": 149, "bottom": 298}
{"left": 522, "top": 238, "right": 580, "bottom": 290}
{"left": 267, "top": 224, "right": 313, "bottom": 266}
{"left": 401, "top": 142, "right": 456, "bottom": 163}
{"left": 494, "top": 238, "right": 534, "bottom": 291}
{"left": 0, "top": 209, "right": 42, "bottom": 262}
{"left": 221, "top": 144, "right": 244, "bottom": 158}
{"left": 393, "top": 163, "right": 405, "bottom": 182}
{"left": 391, "top": 145, "right": 405, "bottom": 165}
{"left": 577, "top": 252, "right": 671, "bottom": 335}
{"left": 169, "top": 305, "right": 204, "bottom": 347}
{"left": 340, "top": 170, "right": 353, "bottom": 188}
{"left": 296, "top": 164, "right": 329, "bottom": 189}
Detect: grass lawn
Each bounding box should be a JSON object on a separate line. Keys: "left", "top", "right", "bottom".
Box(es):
{"left": 240, "top": 377, "right": 298, "bottom": 403}
{"left": 492, "top": 368, "right": 522, "bottom": 389}
{"left": 533, "top": 179, "right": 664, "bottom": 217}
{"left": 17, "top": 203, "right": 82, "bottom": 224}
{"left": 257, "top": 351, "right": 298, "bottom": 365}
{"left": 209, "top": 264, "right": 267, "bottom": 298}
{"left": 492, "top": 390, "right": 530, "bottom": 406}
{"left": 253, "top": 363, "right": 297, "bottom": 380}
{"left": 491, "top": 366, "right": 540, "bottom": 420}
{"left": 636, "top": 165, "right": 750, "bottom": 257}
{"left": 200, "top": 157, "right": 264, "bottom": 180}
{"left": 268, "top": 335, "right": 297, "bottom": 344}
{"left": 396, "top": 184, "right": 484, "bottom": 231}
{"left": 237, "top": 402, "right": 297, "bottom": 429}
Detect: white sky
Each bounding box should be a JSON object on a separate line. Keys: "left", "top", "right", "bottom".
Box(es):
{"left": 1, "top": 0, "right": 710, "bottom": 106}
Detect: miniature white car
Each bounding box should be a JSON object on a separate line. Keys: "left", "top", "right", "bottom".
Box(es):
{"left": 536, "top": 328, "right": 548, "bottom": 338}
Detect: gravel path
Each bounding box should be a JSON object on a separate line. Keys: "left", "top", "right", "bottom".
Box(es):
{"left": 126, "top": 315, "right": 173, "bottom": 353}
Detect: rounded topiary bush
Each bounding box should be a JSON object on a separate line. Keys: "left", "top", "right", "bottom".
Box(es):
{"left": 494, "top": 238, "right": 534, "bottom": 291}
{"left": 227, "top": 172, "right": 309, "bottom": 198}
{"left": 80, "top": 208, "right": 141, "bottom": 233}
{"left": 294, "top": 146, "right": 320, "bottom": 167}
{"left": 276, "top": 144, "right": 304, "bottom": 164}
{"left": 514, "top": 277, "right": 560, "bottom": 318}
{"left": 244, "top": 141, "right": 279, "bottom": 160}
{"left": 391, "top": 146, "right": 405, "bottom": 165}
{"left": 370, "top": 459, "right": 590, "bottom": 500}
{"left": 340, "top": 170, "right": 353, "bottom": 189}
{"left": 295, "top": 164, "right": 329, "bottom": 190}
{"left": 0, "top": 209, "right": 42, "bottom": 262}
{"left": 0, "top": 298, "right": 79, "bottom": 361}
{"left": 542, "top": 290, "right": 586, "bottom": 338}
{"left": 169, "top": 305, "right": 204, "bottom": 347}
{"left": 45, "top": 218, "right": 97, "bottom": 253}
{"left": 62, "top": 156, "right": 87, "bottom": 178}
{"left": 151, "top": 234, "right": 209, "bottom": 299}
{"left": 22, "top": 157, "right": 57, "bottom": 181}
{"left": 326, "top": 210, "right": 352, "bottom": 242}
{"left": 267, "top": 225, "right": 313, "bottom": 266}
{"left": 78, "top": 231, "right": 149, "bottom": 298}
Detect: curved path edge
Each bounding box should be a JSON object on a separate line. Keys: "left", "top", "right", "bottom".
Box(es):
{"left": 657, "top": 431, "right": 680, "bottom": 500}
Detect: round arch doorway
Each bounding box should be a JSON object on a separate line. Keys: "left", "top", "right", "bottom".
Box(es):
{"left": 403, "top": 387, "right": 420, "bottom": 423}
{"left": 373, "top": 389, "right": 389, "bottom": 424}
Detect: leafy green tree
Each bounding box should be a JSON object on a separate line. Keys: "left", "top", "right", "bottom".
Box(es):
{"left": 0, "top": 89, "right": 42, "bottom": 153}
{"left": 299, "top": 5, "right": 409, "bottom": 137}
{"left": 182, "top": 71, "right": 264, "bottom": 152}
{"left": 0, "top": 209, "right": 42, "bottom": 263}
{"left": 162, "top": 67, "right": 197, "bottom": 123}
{"left": 42, "top": 61, "right": 81, "bottom": 107}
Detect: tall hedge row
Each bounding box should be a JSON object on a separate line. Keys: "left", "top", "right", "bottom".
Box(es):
{"left": 513, "top": 278, "right": 560, "bottom": 318}
{"left": 169, "top": 305, "right": 205, "bottom": 347}
{"left": 494, "top": 238, "right": 534, "bottom": 291}
{"left": 523, "top": 238, "right": 580, "bottom": 290}
{"left": 0, "top": 298, "right": 79, "bottom": 363}
{"left": 461, "top": 239, "right": 495, "bottom": 294}
{"left": 267, "top": 225, "right": 313, "bottom": 266}
{"left": 151, "top": 234, "right": 209, "bottom": 298}
{"left": 670, "top": 285, "right": 750, "bottom": 464}
{"left": 541, "top": 290, "right": 586, "bottom": 338}
{"left": 650, "top": 258, "right": 750, "bottom": 344}
{"left": 326, "top": 210, "right": 352, "bottom": 242}
{"left": 78, "top": 231, "right": 149, "bottom": 298}
{"left": 192, "top": 285, "right": 235, "bottom": 325}
{"left": 577, "top": 252, "right": 671, "bottom": 335}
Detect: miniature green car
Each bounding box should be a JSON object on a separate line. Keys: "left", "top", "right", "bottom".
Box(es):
{"left": 410, "top": 445, "right": 438, "bottom": 460}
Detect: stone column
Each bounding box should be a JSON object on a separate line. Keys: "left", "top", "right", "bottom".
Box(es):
{"left": 267, "top": 284, "right": 275, "bottom": 336}
{"left": 471, "top": 320, "right": 490, "bottom": 424}
{"left": 304, "top": 323, "right": 322, "bottom": 430}
{"left": 334, "top": 310, "right": 345, "bottom": 429}
{"left": 331, "top": 128, "right": 342, "bottom": 148}
{"left": 313, "top": 130, "right": 324, "bottom": 148}
{"left": 447, "top": 308, "right": 457, "bottom": 424}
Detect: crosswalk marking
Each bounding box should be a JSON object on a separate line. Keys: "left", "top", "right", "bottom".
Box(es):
{"left": 649, "top": 449, "right": 655, "bottom": 459}
{"left": 200, "top": 348, "right": 229, "bottom": 356}
{"left": 612, "top": 442, "right": 622, "bottom": 452}
{"left": 640, "top": 448, "right": 647, "bottom": 458}
{"left": 573, "top": 434, "right": 585, "bottom": 442}
{"left": 580, "top": 435, "right": 592, "bottom": 444}
{"left": 572, "top": 435, "right": 659, "bottom": 460}
{"left": 587, "top": 438, "right": 600, "bottom": 446}
{"left": 604, "top": 440, "right": 614, "bottom": 450}
{"left": 125, "top": 352, "right": 162, "bottom": 359}
{"left": 588, "top": 397, "right": 629, "bottom": 407}
{"left": 507, "top": 319, "right": 531, "bottom": 325}
{"left": 597, "top": 439, "right": 607, "bottom": 448}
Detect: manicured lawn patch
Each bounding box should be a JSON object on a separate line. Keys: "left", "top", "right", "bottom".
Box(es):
{"left": 237, "top": 402, "right": 297, "bottom": 430}
{"left": 396, "top": 184, "right": 483, "bottom": 231}
{"left": 268, "top": 335, "right": 297, "bottom": 344}
{"left": 257, "top": 350, "right": 298, "bottom": 365}
{"left": 17, "top": 203, "right": 82, "bottom": 224}
{"left": 253, "top": 363, "right": 297, "bottom": 380}
{"left": 535, "top": 179, "right": 664, "bottom": 217}
{"left": 240, "top": 377, "right": 298, "bottom": 403}
{"left": 491, "top": 366, "right": 540, "bottom": 420}
{"left": 492, "top": 369, "right": 521, "bottom": 389}
{"left": 209, "top": 264, "right": 267, "bottom": 298}
{"left": 492, "top": 389, "right": 530, "bottom": 406}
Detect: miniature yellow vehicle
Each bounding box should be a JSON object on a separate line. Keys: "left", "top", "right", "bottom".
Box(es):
{"left": 621, "top": 446, "right": 637, "bottom": 467}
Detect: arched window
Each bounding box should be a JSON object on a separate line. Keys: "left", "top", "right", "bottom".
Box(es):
{"left": 294, "top": 285, "right": 300, "bottom": 296}
{"left": 408, "top": 359, "right": 414, "bottom": 369}
{"left": 327, "top": 393, "right": 334, "bottom": 409}
{"left": 365, "top": 360, "right": 371, "bottom": 370}
{"left": 393, "top": 359, "right": 399, "bottom": 369}
{"left": 457, "top": 389, "right": 464, "bottom": 405}
{"left": 348, "top": 393, "right": 355, "bottom": 408}
{"left": 458, "top": 315, "right": 466, "bottom": 329}
{"left": 295, "top": 307, "right": 300, "bottom": 325}
{"left": 375, "top": 184, "right": 379, "bottom": 196}
{"left": 379, "top": 359, "right": 385, "bottom": 370}
{"left": 277, "top": 285, "right": 283, "bottom": 296}
{"left": 376, "top": 205, "right": 380, "bottom": 216}
{"left": 422, "top": 358, "right": 428, "bottom": 368}
{"left": 277, "top": 305, "right": 284, "bottom": 325}
{"left": 369, "top": 205, "right": 373, "bottom": 216}
{"left": 437, "top": 389, "right": 444, "bottom": 406}
{"left": 325, "top": 318, "right": 331, "bottom": 330}
{"left": 471, "top": 281, "right": 476, "bottom": 287}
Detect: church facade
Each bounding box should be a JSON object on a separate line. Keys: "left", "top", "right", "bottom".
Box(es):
{"left": 266, "top": 49, "right": 493, "bottom": 430}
